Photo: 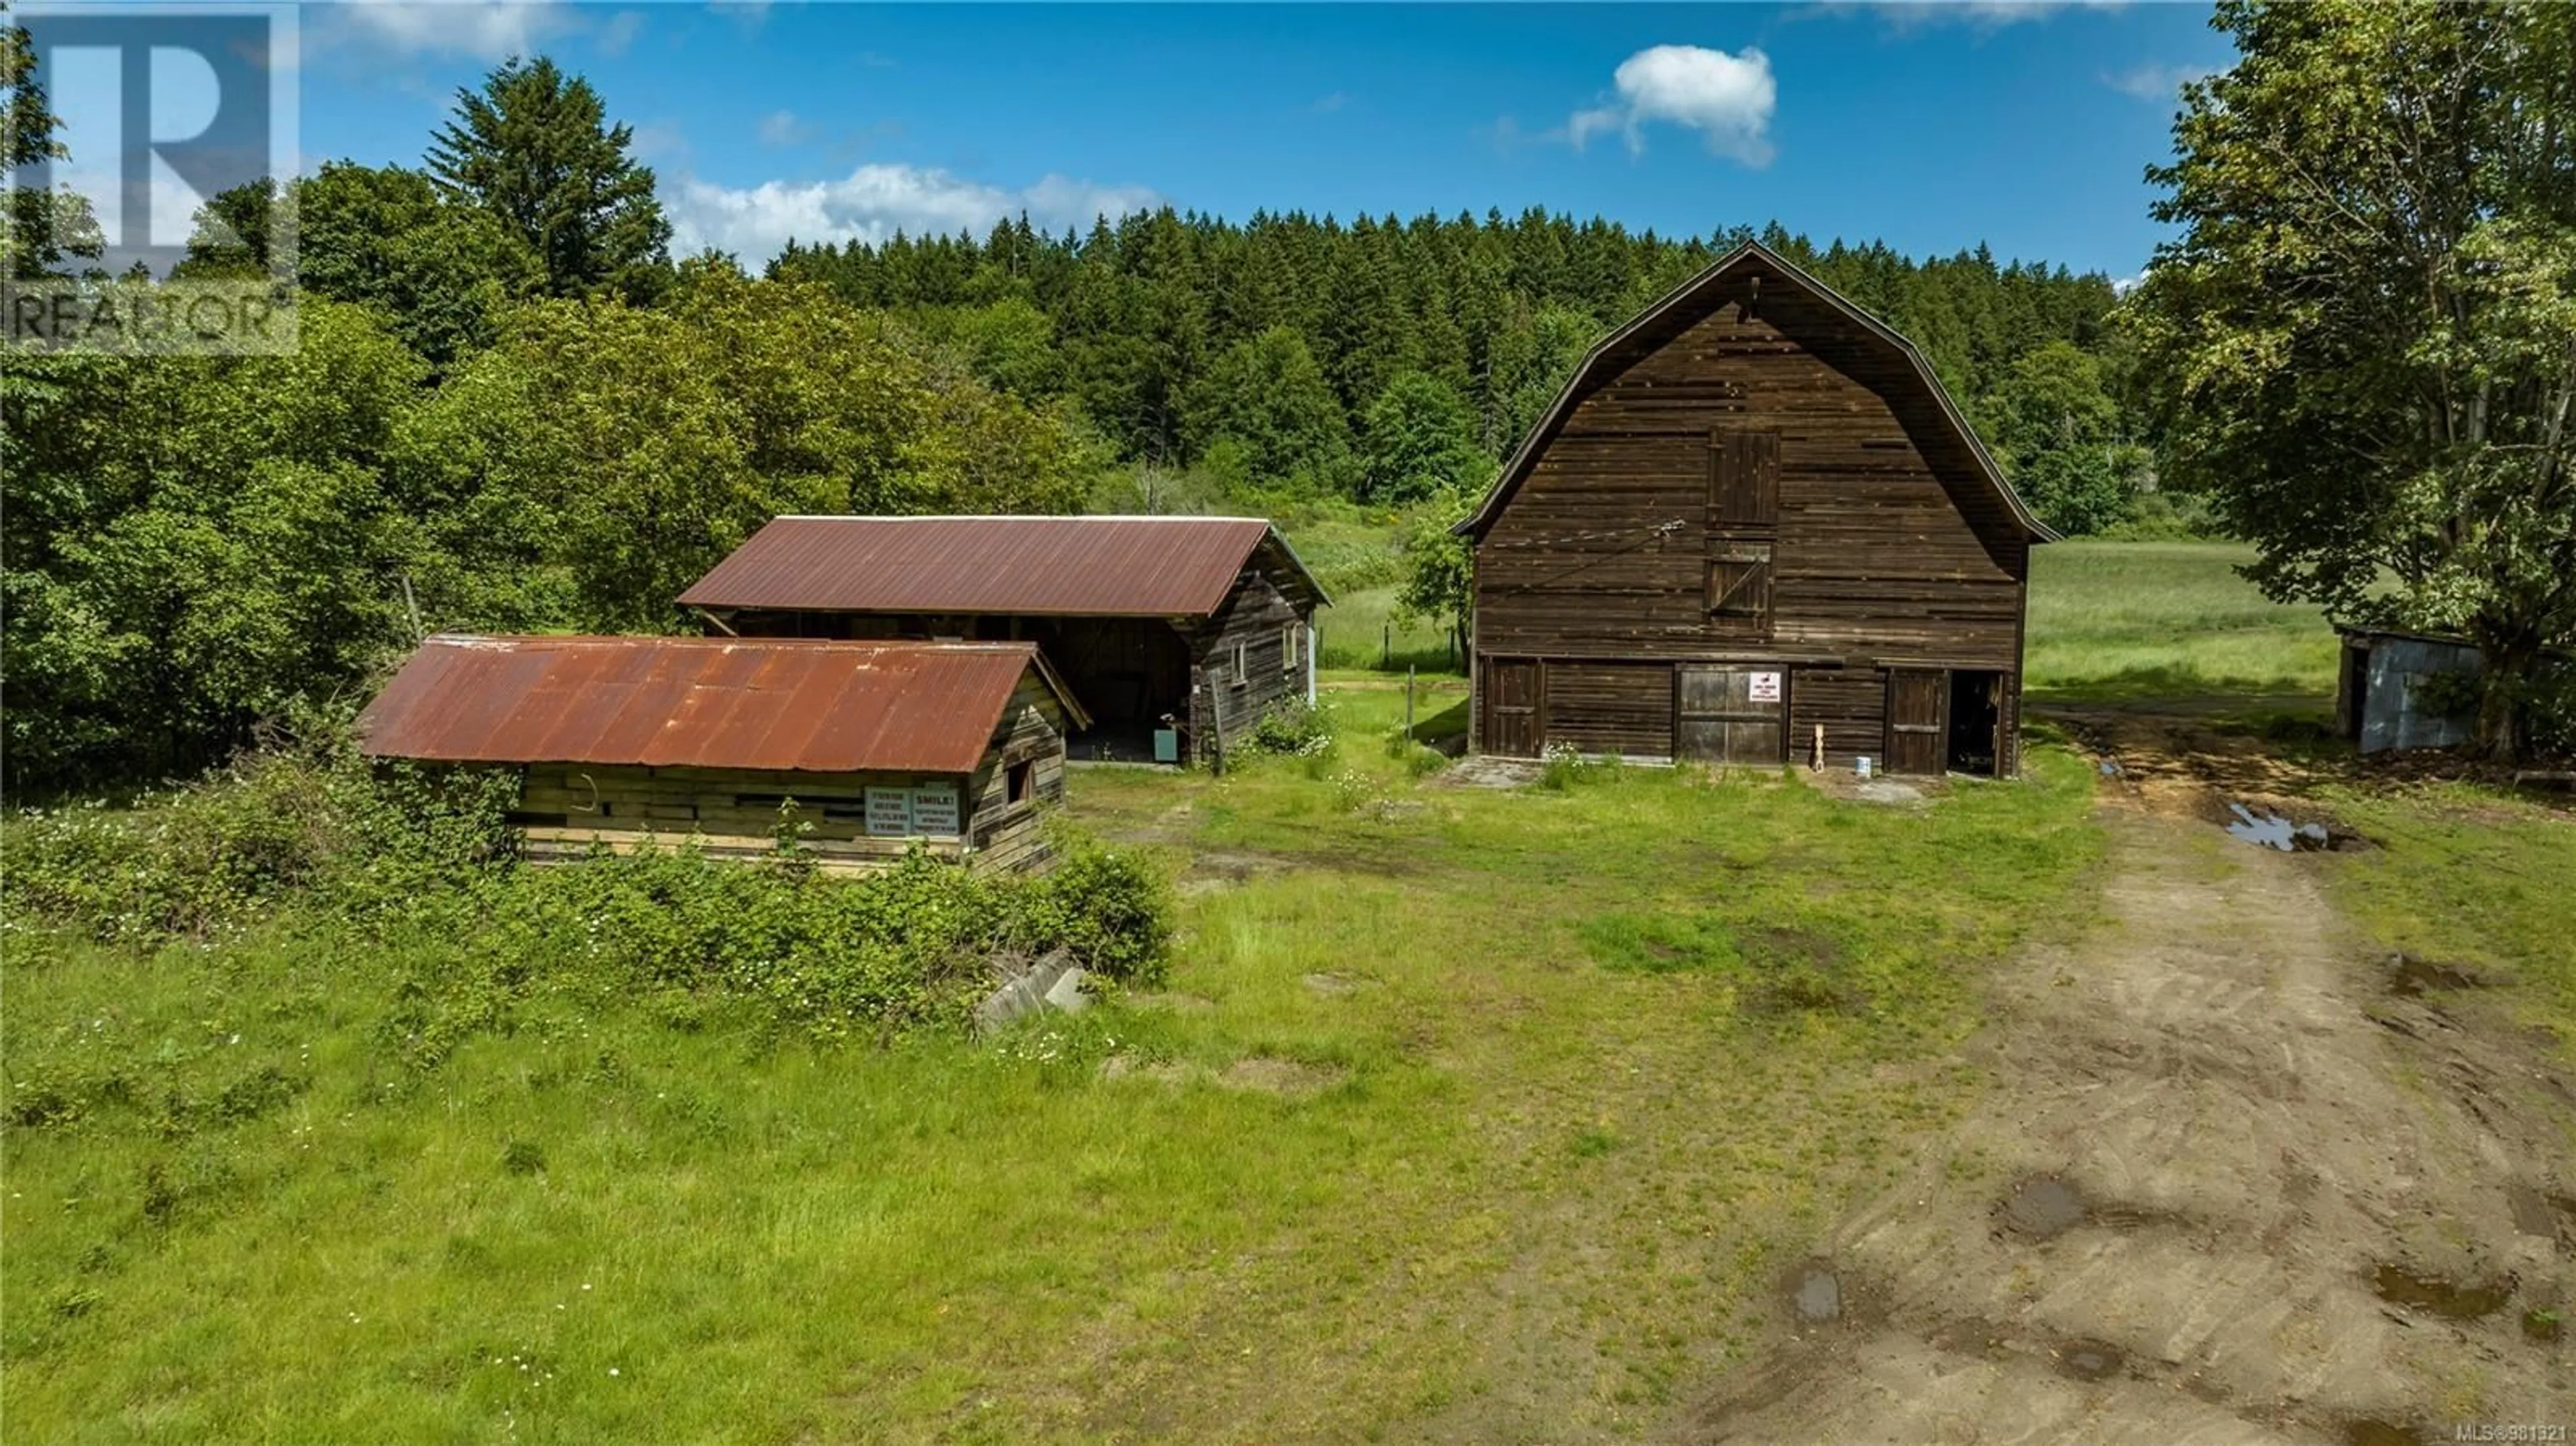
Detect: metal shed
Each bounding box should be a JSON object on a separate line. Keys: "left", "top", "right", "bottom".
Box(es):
{"left": 2333, "top": 626, "right": 2485, "bottom": 754}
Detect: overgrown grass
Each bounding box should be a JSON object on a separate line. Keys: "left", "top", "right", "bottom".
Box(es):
{"left": 2314, "top": 784, "right": 2576, "bottom": 1056}
{"left": 4, "top": 684, "right": 2103, "bottom": 1443}
{"left": 2027, "top": 540, "right": 2341, "bottom": 705}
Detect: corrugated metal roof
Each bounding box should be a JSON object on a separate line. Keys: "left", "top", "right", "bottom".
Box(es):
{"left": 677, "top": 515, "right": 1321, "bottom": 617}
{"left": 356, "top": 635, "right": 1079, "bottom": 775}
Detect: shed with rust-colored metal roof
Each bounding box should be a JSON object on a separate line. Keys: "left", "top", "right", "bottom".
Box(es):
{"left": 358, "top": 635, "right": 1087, "bottom": 874}
{"left": 681, "top": 515, "right": 1330, "bottom": 766}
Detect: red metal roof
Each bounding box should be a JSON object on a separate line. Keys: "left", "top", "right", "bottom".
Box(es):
{"left": 677, "top": 515, "right": 1319, "bottom": 617}
{"left": 356, "top": 636, "right": 1081, "bottom": 775}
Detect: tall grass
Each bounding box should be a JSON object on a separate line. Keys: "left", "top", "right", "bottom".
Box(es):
{"left": 3, "top": 684, "right": 2106, "bottom": 1443}
{"left": 2027, "top": 541, "right": 2340, "bottom": 703}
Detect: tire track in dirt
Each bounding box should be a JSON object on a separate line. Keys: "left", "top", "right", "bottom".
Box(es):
{"left": 1680, "top": 744, "right": 2575, "bottom": 1445}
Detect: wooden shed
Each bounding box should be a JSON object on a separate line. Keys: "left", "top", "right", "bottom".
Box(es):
{"left": 678, "top": 515, "right": 1329, "bottom": 766}
{"left": 356, "top": 635, "right": 1089, "bottom": 874}
{"left": 1455, "top": 242, "right": 2056, "bottom": 776}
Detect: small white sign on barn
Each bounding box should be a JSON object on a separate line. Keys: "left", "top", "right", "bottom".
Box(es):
{"left": 1748, "top": 671, "right": 1783, "bottom": 704}
{"left": 908, "top": 786, "right": 962, "bottom": 838}
{"left": 863, "top": 787, "right": 915, "bottom": 838}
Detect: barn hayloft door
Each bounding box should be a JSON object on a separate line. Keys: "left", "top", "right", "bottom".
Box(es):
{"left": 1885, "top": 670, "right": 1947, "bottom": 775}
{"left": 1676, "top": 666, "right": 1786, "bottom": 766}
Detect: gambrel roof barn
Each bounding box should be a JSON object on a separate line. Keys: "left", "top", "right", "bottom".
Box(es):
{"left": 1456, "top": 242, "right": 2053, "bottom": 776}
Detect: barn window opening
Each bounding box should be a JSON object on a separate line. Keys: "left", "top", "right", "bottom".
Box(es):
{"left": 1230, "top": 639, "right": 1248, "bottom": 686}
{"left": 1281, "top": 621, "right": 1299, "bottom": 673}
{"left": 1705, "top": 544, "right": 1774, "bottom": 640}
{"left": 1008, "top": 758, "right": 1035, "bottom": 805}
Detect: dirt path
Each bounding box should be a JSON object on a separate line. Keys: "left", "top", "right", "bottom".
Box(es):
{"left": 1684, "top": 738, "right": 2575, "bottom": 1444}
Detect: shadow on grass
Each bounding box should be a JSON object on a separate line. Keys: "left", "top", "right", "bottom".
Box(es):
{"left": 2028, "top": 663, "right": 2330, "bottom": 709}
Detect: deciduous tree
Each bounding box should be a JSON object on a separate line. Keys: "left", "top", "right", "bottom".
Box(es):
{"left": 2128, "top": 0, "right": 2576, "bottom": 757}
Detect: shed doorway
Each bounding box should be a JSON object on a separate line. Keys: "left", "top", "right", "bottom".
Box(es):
{"left": 1676, "top": 666, "right": 1785, "bottom": 766}
{"left": 1947, "top": 670, "right": 2002, "bottom": 777}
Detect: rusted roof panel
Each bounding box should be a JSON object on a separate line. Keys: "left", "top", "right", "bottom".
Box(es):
{"left": 677, "top": 515, "right": 1312, "bottom": 617}
{"left": 356, "top": 635, "right": 1067, "bottom": 775}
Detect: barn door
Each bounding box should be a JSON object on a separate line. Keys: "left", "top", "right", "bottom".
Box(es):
{"left": 1885, "top": 670, "right": 1947, "bottom": 775}
{"left": 1484, "top": 660, "right": 1542, "bottom": 758}
{"left": 1676, "top": 666, "right": 1785, "bottom": 766}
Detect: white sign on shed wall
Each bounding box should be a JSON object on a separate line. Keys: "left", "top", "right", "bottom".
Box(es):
{"left": 1748, "top": 671, "right": 1782, "bottom": 704}
{"left": 862, "top": 784, "right": 965, "bottom": 839}
{"left": 863, "top": 788, "right": 914, "bottom": 838}
{"left": 908, "top": 786, "right": 962, "bottom": 838}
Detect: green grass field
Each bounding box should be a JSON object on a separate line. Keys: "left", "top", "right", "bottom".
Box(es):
{"left": 1, "top": 686, "right": 2107, "bottom": 1443}
{"left": 9, "top": 537, "right": 2569, "bottom": 1443}
{"left": 2025, "top": 541, "right": 2340, "bottom": 704}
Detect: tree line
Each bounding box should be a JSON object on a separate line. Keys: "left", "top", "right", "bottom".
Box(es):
{"left": 1, "top": 37, "right": 2151, "bottom": 790}
{"left": 773, "top": 210, "right": 2147, "bottom": 531}
{"left": 13, "top": 1, "right": 2563, "bottom": 772}
{"left": 2, "top": 52, "right": 1099, "bottom": 788}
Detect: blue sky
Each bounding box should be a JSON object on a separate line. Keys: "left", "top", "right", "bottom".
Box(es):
{"left": 287, "top": 2, "right": 2233, "bottom": 280}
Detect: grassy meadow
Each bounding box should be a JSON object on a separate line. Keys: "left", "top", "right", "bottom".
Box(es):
{"left": 9, "top": 535, "right": 2571, "bottom": 1442}
{"left": 1, "top": 682, "right": 2107, "bottom": 1443}
{"left": 2025, "top": 540, "right": 2341, "bottom": 704}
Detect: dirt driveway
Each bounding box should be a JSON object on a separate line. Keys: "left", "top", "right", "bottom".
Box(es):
{"left": 1684, "top": 714, "right": 2575, "bottom": 1445}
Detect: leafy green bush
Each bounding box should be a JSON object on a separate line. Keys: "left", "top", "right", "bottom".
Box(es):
{"left": 1241, "top": 698, "right": 1336, "bottom": 758}
{"left": 1010, "top": 833, "right": 1173, "bottom": 987}
{"left": 5, "top": 747, "right": 1175, "bottom": 1047}
{"left": 2, "top": 748, "right": 515, "bottom": 943}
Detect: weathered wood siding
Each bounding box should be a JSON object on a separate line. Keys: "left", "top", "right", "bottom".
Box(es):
{"left": 1543, "top": 662, "right": 1673, "bottom": 758}
{"left": 1788, "top": 666, "right": 1887, "bottom": 769}
{"left": 1470, "top": 286, "right": 2030, "bottom": 770}
{"left": 716, "top": 560, "right": 1320, "bottom": 769}
{"left": 1189, "top": 566, "right": 1307, "bottom": 765}
{"left": 512, "top": 670, "right": 1069, "bottom": 875}
{"left": 961, "top": 670, "right": 1071, "bottom": 872}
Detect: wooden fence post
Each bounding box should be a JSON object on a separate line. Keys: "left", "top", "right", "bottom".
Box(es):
{"left": 1208, "top": 664, "right": 1228, "bottom": 775}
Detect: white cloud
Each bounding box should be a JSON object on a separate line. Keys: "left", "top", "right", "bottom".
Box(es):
{"left": 320, "top": 1, "right": 588, "bottom": 63}
{"left": 1868, "top": 1, "right": 2123, "bottom": 32}
{"left": 669, "top": 164, "right": 1159, "bottom": 262}
{"left": 2105, "top": 62, "right": 2218, "bottom": 100}
{"left": 1568, "top": 45, "right": 1776, "bottom": 166}
{"left": 756, "top": 110, "right": 814, "bottom": 148}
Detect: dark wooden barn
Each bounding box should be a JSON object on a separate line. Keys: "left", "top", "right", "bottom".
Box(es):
{"left": 678, "top": 515, "right": 1328, "bottom": 766}
{"left": 1455, "top": 242, "right": 2056, "bottom": 776}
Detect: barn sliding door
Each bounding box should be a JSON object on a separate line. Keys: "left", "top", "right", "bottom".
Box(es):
{"left": 1675, "top": 666, "right": 1785, "bottom": 766}
{"left": 1885, "top": 670, "right": 1947, "bottom": 775}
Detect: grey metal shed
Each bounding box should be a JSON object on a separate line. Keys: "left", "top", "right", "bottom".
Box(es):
{"left": 2334, "top": 626, "right": 2484, "bottom": 754}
